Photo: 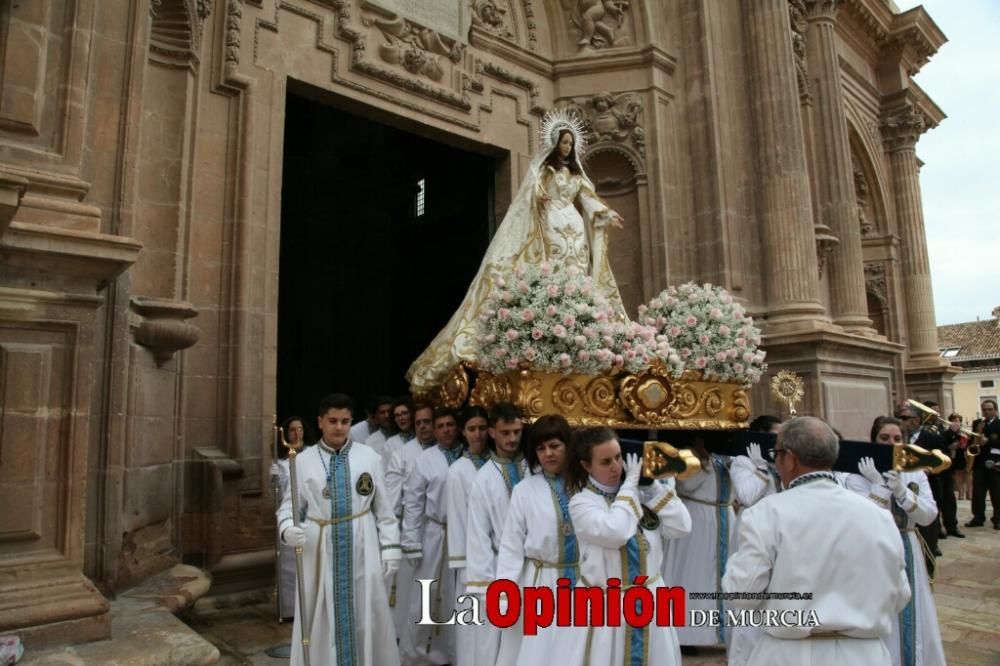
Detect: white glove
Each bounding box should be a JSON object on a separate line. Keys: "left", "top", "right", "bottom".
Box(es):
{"left": 269, "top": 462, "right": 280, "bottom": 478}
{"left": 858, "top": 457, "right": 883, "bottom": 486}
{"left": 382, "top": 558, "right": 399, "bottom": 582}
{"left": 282, "top": 525, "right": 306, "bottom": 547}
{"left": 623, "top": 452, "right": 643, "bottom": 489}
{"left": 747, "top": 443, "right": 768, "bottom": 471}
{"left": 883, "top": 470, "right": 908, "bottom": 501}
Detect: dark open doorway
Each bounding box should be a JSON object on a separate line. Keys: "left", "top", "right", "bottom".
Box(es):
{"left": 277, "top": 89, "right": 497, "bottom": 425}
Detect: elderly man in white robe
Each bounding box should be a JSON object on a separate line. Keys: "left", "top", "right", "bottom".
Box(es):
{"left": 385, "top": 403, "right": 436, "bottom": 658}
{"left": 722, "top": 417, "right": 911, "bottom": 666}
{"left": 401, "top": 408, "right": 464, "bottom": 665}
{"left": 277, "top": 393, "right": 401, "bottom": 666}
{"left": 465, "top": 403, "right": 531, "bottom": 666}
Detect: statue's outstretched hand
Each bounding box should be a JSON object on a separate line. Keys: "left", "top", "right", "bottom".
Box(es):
{"left": 610, "top": 213, "right": 624, "bottom": 229}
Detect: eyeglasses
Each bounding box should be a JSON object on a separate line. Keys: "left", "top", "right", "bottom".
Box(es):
{"left": 768, "top": 447, "right": 787, "bottom": 461}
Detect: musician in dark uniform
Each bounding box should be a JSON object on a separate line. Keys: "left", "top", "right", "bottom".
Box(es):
{"left": 922, "top": 400, "right": 962, "bottom": 540}
{"left": 967, "top": 399, "right": 1000, "bottom": 529}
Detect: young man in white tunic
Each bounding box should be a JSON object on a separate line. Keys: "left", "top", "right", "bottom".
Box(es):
{"left": 722, "top": 417, "right": 911, "bottom": 666}
{"left": 662, "top": 439, "right": 736, "bottom": 653}
{"left": 401, "top": 407, "right": 463, "bottom": 665}
{"left": 446, "top": 406, "right": 491, "bottom": 666}
{"left": 277, "top": 393, "right": 401, "bottom": 666}
{"left": 496, "top": 415, "right": 579, "bottom": 666}
{"left": 565, "top": 426, "right": 692, "bottom": 666}
{"left": 362, "top": 395, "right": 394, "bottom": 456}
{"left": 465, "top": 403, "right": 530, "bottom": 666}
{"left": 847, "top": 415, "right": 946, "bottom": 666}
{"left": 385, "top": 403, "right": 437, "bottom": 658}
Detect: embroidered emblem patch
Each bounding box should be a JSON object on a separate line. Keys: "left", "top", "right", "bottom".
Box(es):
{"left": 639, "top": 505, "right": 660, "bottom": 531}
{"left": 356, "top": 472, "right": 374, "bottom": 496}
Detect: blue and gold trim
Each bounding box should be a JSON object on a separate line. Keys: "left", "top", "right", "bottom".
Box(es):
{"left": 545, "top": 473, "right": 578, "bottom": 585}
{"left": 713, "top": 455, "right": 731, "bottom": 644}
{"left": 322, "top": 443, "right": 358, "bottom": 666}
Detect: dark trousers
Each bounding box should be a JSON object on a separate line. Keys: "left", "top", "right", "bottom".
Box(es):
{"left": 939, "top": 471, "right": 958, "bottom": 532}
{"left": 970, "top": 465, "right": 1000, "bottom": 524}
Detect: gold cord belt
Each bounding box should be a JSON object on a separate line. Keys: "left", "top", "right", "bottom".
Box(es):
{"left": 679, "top": 494, "right": 734, "bottom": 507}
{"left": 308, "top": 509, "right": 372, "bottom": 583}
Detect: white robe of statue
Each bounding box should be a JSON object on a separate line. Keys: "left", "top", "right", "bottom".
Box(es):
{"left": 406, "top": 118, "right": 625, "bottom": 393}
{"left": 844, "top": 471, "right": 946, "bottom": 666}
{"left": 564, "top": 478, "right": 691, "bottom": 666}
{"left": 722, "top": 473, "right": 911, "bottom": 666}
{"left": 445, "top": 452, "right": 489, "bottom": 666}
{"left": 662, "top": 454, "right": 737, "bottom": 647}
{"left": 496, "top": 472, "right": 581, "bottom": 666}
{"left": 400, "top": 444, "right": 461, "bottom": 666}
{"left": 276, "top": 441, "right": 400, "bottom": 666}
{"left": 465, "top": 454, "right": 531, "bottom": 666}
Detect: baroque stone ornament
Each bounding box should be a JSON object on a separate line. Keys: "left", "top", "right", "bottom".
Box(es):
{"left": 881, "top": 103, "right": 926, "bottom": 152}
{"left": 366, "top": 12, "right": 466, "bottom": 82}
{"left": 854, "top": 167, "right": 876, "bottom": 237}
{"left": 814, "top": 226, "right": 839, "bottom": 279}
{"left": 468, "top": 364, "right": 750, "bottom": 429}
{"left": 788, "top": 0, "right": 811, "bottom": 100}
{"left": 564, "top": 0, "right": 632, "bottom": 51}
{"left": 565, "top": 92, "right": 646, "bottom": 163}
{"left": 471, "top": 0, "right": 514, "bottom": 40}
{"left": 131, "top": 297, "right": 201, "bottom": 367}
{"left": 864, "top": 262, "right": 887, "bottom": 305}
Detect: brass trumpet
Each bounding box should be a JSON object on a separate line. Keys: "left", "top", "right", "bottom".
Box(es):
{"left": 966, "top": 419, "right": 986, "bottom": 473}
{"left": 906, "top": 399, "right": 985, "bottom": 447}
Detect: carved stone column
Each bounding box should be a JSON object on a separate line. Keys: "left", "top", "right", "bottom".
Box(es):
{"left": 882, "top": 103, "right": 939, "bottom": 364}
{"left": 744, "top": 0, "right": 828, "bottom": 327}
{"left": 804, "top": 0, "right": 872, "bottom": 331}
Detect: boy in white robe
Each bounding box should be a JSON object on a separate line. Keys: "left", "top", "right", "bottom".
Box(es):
{"left": 400, "top": 408, "right": 463, "bottom": 665}
{"left": 722, "top": 417, "right": 911, "bottom": 666}
{"left": 277, "top": 393, "right": 401, "bottom": 666}
{"left": 465, "top": 403, "right": 529, "bottom": 666}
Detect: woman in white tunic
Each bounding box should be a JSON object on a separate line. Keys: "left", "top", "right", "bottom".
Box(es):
{"left": 846, "top": 416, "right": 946, "bottom": 666}
{"left": 271, "top": 416, "right": 307, "bottom": 621}
{"left": 446, "top": 406, "right": 491, "bottom": 666}
{"left": 407, "top": 110, "right": 625, "bottom": 393}
{"left": 496, "top": 415, "right": 578, "bottom": 666}
{"left": 662, "top": 442, "right": 737, "bottom": 649}
{"left": 277, "top": 394, "right": 401, "bottom": 666}
{"left": 566, "top": 427, "right": 692, "bottom": 666}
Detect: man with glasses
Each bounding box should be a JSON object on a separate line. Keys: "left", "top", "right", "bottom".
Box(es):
{"left": 723, "top": 417, "right": 910, "bottom": 665}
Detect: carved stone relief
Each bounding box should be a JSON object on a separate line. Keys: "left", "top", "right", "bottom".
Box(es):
{"left": 864, "top": 262, "right": 887, "bottom": 305}
{"left": 854, "top": 166, "right": 876, "bottom": 237}
{"left": 815, "top": 231, "right": 839, "bottom": 280}
{"left": 521, "top": 0, "right": 539, "bottom": 50}
{"left": 471, "top": 0, "right": 514, "bottom": 40}
{"left": 149, "top": 0, "right": 213, "bottom": 60}
{"left": 562, "top": 0, "right": 633, "bottom": 51}
{"left": 880, "top": 103, "right": 926, "bottom": 152}
{"left": 788, "top": 0, "right": 810, "bottom": 100}
{"left": 564, "top": 92, "right": 645, "bottom": 168}
{"left": 364, "top": 12, "right": 466, "bottom": 82}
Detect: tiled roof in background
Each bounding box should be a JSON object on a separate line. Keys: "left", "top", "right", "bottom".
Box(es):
{"left": 938, "top": 318, "right": 1000, "bottom": 362}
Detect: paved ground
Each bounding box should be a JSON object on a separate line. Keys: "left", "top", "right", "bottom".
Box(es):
{"left": 187, "top": 500, "right": 999, "bottom": 665}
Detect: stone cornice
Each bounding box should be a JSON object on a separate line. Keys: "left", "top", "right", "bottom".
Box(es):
{"left": 552, "top": 44, "right": 676, "bottom": 78}
{"left": 840, "top": 0, "right": 892, "bottom": 47}
{"left": 882, "top": 6, "right": 947, "bottom": 76}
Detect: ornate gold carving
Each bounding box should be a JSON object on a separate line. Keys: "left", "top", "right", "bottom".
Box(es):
{"left": 440, "top": 364, "right": 471, "bottom": 409}
{"left": 893, "top": 443, "right": 951, "bottom": 474}
{"left": 642, "top": 441, "right": 702, "bottom": 481}
{"left": 731, "top": 390, "right": 750, "bottom": 423}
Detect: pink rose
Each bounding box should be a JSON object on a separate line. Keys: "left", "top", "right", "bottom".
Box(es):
{"left": 681, "top": 348, "right": 692, "bottom": 359}
{"left": 541, "top": 263, "right": 551, "bottom": 277}
{"left": 524, "top": 347, "right": 537, "bottom": 361}
{"left": 735, "top": 337, "right": 746, "bottom": 347}
{"left": 669, "top": 326, "right": 681, "bottom": 337}
{"left": 505, "top": 329, "right": 519, "bottom": 342}
{"left": 695, "top": 357, "right": 708, "bottom": 369}
{"left": 494, "top": 347, "right": 508, "bottom": 358}
{"left": 531, "top": 328, "right": 544, "bottom": 341}
{"left": 719, "top": 325, "right": 731, "bottom": 336}
{"left": 715, "top": 351, "right": 727, "bottom": 362}
{"left": 733, "top": 363, "right": 744, "bottom": 373}
{"left": 552, "top": 324, "right": 567, "bottom": 338}
{"left": 546, "top": 305, "right": 558, "bottom": 317}
{"left": 614, "top": 355, "right": 625, "bottom": 367}
{"left": 562, "top": 314, "right": 577, "bottom": 327}
{"left": 743, "top": 352, "right": 754, "bottom": 362}
{"left": 484, "top": 334, "right": 496, "bottom": 344}
{"left": 574, "top": 335, "right": 587, "bottom": 347}
{"left": 547, "top": 284, "right": 560, "bottom": 298}
{"left": 517, "top": 281, "right": 530, "bottom": 294}
{"left": 559, "top": 353, "right": 572, "bottom": 368}
{"left": 506, "top": 359, "right": 520, "bottom": 370}
{"left": 578, "top": 350, "right": 591, "bottom": 362}
{"left": 498, "top": 308, "right": 510, "bottom": 320}
{"left": 602, "top": 335, "right": 614, "bottom": 348}
{"left": 710, "top": 308, "right": 723, "bottom": 320}
{"left": 583, "top": 326, "right": 596, "bottom": 338}
{"left": 500, "top": 291, "right": 513, "bottom": 303}
{"left": 698, "top": 334, "right": 710, "bottom": 345}
{"left": 565, "top": 282, "right": 578, "bottom": 296}
{"left": 521, "top": 308, "right": 536, "bottom": 322}
{"left": 686, "top": 315, "right": 698, "bottom": 327}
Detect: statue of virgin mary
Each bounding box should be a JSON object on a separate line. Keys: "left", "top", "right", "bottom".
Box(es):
{"left": 407, "top": 109, "right": 628, "bottom": 392}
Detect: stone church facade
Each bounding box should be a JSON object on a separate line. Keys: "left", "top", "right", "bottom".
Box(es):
{"left": 0, "top": 0, "right": 957, "bottom": 645}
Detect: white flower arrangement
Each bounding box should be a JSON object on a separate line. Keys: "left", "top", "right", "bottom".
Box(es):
{"left": 638, "top": 282, "right": 767, "bottom": 387}
{"left": 475, "top": 262, "right": 673, "bottom": 375}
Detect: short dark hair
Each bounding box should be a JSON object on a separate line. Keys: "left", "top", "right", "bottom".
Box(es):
{"left": 870, "top": 415, "right": 903, "bottom": 443}
{"left": 460, "top": 405, "right": 489, "bottom": 429}
{"left": 371, "top": 395, "right": 393, "bottom": 412}
{"left": 392, "top": 396, "right": 413, "bottom": 414}
{"left": 277, "top": 415, "right": 307, "bottom": 459}
{"left": 413, "top": 402, "right": 434, "bottom": 419}
{"left": 318, "top": 393, "right": 353, "bottom": 417}
{"left": 982, "top": 399, "right": 998, "bottom": 410}
{"left": 526, "top": 414, "right": 573, "bottom": 472}
{"left": 433, "top": 406, "right": 458, "bottom": 424}
{"left": 567, "top": 426, "right": 617, "bottom": 491}
{"left": 749, "top": 415, "right": 782, "bottom": 433}
{"left": 489, "top": 402, "right": 522, "bottom": 426}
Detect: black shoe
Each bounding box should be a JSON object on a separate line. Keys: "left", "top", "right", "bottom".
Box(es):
{"left": 939, "top": 531, "right": 948, "bottom": 539}
{"left": 993, "top": 523, "right": 1000, "bottom": 530}
{"left": 932, "top": 547, "right": 943, "bottom": 557}
{"left": 948, "top": 529, "right": 966, "bottom": 538}
{"left": 966, "top": 519, "right": 985, "bottom": 527}
{"left": 680, "top": 646, "right": 699, "bottom": 656}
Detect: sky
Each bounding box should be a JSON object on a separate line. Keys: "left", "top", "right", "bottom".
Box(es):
{"left": 894, "top": 1, "right": 1000, "bottom": 325}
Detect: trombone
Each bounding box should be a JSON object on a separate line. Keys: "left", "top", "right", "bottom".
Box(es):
{"left": 906, "top": 399, "right": 985, "bottom": 448}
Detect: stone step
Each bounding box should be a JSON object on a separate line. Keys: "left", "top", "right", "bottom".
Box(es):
{"left": 18, "top": 565, "right": 219, "bottom": 666}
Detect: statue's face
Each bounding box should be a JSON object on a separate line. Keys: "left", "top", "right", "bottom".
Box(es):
{"left": 558, "top": 131, "right": 574, "bottom": 159}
